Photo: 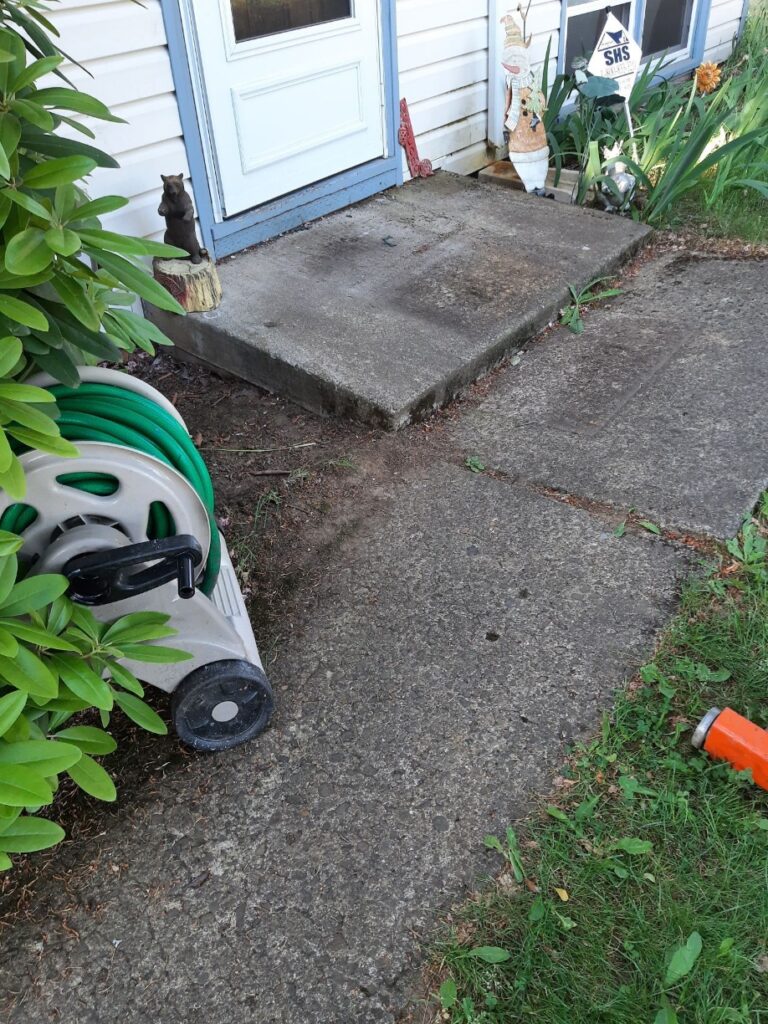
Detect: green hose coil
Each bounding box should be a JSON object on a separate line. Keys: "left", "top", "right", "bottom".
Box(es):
{"left": 0, "top": 382, "right": 220, "bottom": 595}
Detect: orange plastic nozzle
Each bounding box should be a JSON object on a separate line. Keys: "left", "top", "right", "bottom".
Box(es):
{"left": 695, "top": 707, "right": 768, "bottom": 790}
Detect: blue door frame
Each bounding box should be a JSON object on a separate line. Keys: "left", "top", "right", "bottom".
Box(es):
{"left": 557, "top": 0, "right": 714, "bottom": 78}
{"left": 160, "top": 2, "right": 402, "bottom": 259}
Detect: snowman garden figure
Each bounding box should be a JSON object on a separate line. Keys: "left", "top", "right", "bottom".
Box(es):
{"left": 501, "top": 7, "right": 551, "bottom": 195}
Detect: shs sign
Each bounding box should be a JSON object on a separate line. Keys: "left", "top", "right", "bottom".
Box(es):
{"left": 586, "top": 12, "right": 643, "bottom": 98}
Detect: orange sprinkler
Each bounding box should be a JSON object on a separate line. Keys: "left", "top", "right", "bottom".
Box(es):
{"left": 692, "top": 707, "right": 768, "bottom": 790}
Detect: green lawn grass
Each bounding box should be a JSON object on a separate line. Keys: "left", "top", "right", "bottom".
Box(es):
{"left": 673, "top": 185, "right": 768, "bottom": 245}
{"left": 430, "top": 510, "right": 768, "bottom": 1024}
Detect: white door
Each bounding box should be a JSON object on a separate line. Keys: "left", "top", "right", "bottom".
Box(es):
{"left": 188, "top": 1, "right": 386, "bottom": 217}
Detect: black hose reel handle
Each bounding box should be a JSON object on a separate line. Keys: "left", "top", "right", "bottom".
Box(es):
{"left": 64, "top": 535, "right": 204, "bottom": 606}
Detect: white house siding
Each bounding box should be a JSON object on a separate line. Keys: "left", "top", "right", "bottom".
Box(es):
{"left": 396, "top": 0, "right": 491, "bottom": 177}
{"left": 44, "top": 0, "right": 748, "bottom": 244}
{"left": 703, "top": 0, "right": 746, "bottom": 63}
{"left": 49, "top": 0, "right": 186, "bottom": 243}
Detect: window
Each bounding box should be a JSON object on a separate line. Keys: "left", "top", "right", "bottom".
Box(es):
{"left": 230, "top": 0, "right": 351, "bottom": 43}
{"left": 564, "top": 0, "right": 634, "bottom": 73}
{"left": 642, "top": 0, "right": 696, "bottom": 58}
{"left": 562, "top": 0, "right": 701, "bottom": 71}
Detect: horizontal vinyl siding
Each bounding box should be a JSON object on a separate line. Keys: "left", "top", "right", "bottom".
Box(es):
{"left": 703, "top": 0, "right": 745, "bottom": 62}
{"left": 397, "top": 0, "right": 491, "bottom": 177}
{"left": 49, "top": 0, "right": 186, "bottom": 242}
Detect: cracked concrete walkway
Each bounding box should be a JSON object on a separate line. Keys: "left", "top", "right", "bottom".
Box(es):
{"left": 1, "top": 253, "right": 766, "bottom": 1024}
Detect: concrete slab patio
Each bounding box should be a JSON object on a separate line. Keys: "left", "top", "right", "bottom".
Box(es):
{"left": 150, "top": 173, "right": 649, "bottom": 428}
{"left": 0, "top": 466, "right": 686, "bottom": 1024}
{"left": 2, "top": 241, "right": 767, "bottom": 1024}
{"left": 453, "top": 254, "right": 768, "bottom": 539}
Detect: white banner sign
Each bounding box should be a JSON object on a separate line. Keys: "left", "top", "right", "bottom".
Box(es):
{"left": 587, "top": 12, "right": 642, "bottom": 98}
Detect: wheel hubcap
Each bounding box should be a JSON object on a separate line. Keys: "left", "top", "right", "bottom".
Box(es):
{"left": 211, "top": 700, "right": 239, "bottom": 723}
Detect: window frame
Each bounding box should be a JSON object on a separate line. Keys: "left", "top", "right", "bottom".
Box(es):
{"left": 558, "top": 0, "right": 710, "bottom": 77}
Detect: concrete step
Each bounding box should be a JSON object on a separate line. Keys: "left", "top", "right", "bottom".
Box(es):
{"left": 148, "top": 172, "right": 650, "bottom": 429}
{"left": 478, "top": 160, "right": 579, "bottom": 203}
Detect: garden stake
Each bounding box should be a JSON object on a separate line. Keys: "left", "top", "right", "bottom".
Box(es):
{"left": 691, "top": 707, "right": 768, "bottom": 790}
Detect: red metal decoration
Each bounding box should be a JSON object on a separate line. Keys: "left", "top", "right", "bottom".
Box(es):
{"left": 398, "top": 98, "right": 434, "bottom": 179}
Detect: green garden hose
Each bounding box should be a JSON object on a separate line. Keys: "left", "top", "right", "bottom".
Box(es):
{"left": 0, "top": 383, "right": 220, "bottom": 595}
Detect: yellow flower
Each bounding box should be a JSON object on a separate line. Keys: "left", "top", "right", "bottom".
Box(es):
{"left": 695, "top": 61, "right": 721, "bottom": 94}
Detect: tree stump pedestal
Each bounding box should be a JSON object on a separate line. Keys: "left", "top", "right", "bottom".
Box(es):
{"left": 152, "top": 256, "right": 222, "bottom": 313}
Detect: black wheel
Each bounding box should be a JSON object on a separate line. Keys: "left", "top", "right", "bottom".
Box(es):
{"left": 171, "top": 660, "right": 274, "bottom": 752}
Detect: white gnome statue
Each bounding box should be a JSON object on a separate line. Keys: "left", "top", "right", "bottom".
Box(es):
{"left": 501, "top": 8, "right": 551, "bottom": 195}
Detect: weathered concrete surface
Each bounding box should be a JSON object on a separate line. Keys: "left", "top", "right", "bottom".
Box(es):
{"left": 150, "top": 173, "right": 649, "bottom": 428}
{"left": 453, "top": 255, "right": 768, "bottom": 538}
{"left": 1, "top": 466, "right": 685, "bottom": 1024}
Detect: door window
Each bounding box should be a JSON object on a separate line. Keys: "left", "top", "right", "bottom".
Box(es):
{"left": 230, "top": 0, "right": 352, "bottom": 43}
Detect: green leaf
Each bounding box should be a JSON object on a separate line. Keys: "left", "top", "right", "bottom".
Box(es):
{"left": 78, "top": 228, "right": 187, "bottom": 259}
{"left": 53, "top": 725, "right": 117, "bottom": 756}
{"left": 0, "top": 425, "right": 13, "bottom": 473}
{"left": 50, "top": 655, "right": 113, "bottom": 712}
{"left": 116, "top": 642, "right": 193, "bottom": 664}
{"left": 108, "top": 309, "right": 173, "bottom": 350}
{"left": 612, "top": 837, "right": 654, "bottom": 855}
{"left": 0, "top": 618, "right": 78, "bottom": 652}
{"left": 10, "top": 98, "right": 54, "bottom": 132}
{"left": 0, "top": 550, "right": 16, "bottom": 607}
{"left": 0, "top": 531, "right": 22, "bottom": 558}
{"left": 0, "top": 739, "right": 81, "bottom": 776}
{"left": 0, "top": 453, "right": 25, "bottom": 499}
{"left": 0, "top": 689, "right": 26, "bottom": 737}
{"left": 106, "top": 660, "right": 143, "bottom": 696}
{"left": 0, "top": 398, "right": 60, "bottom": 437}
{"left": 0, "top": 814, "right": 64, "bottom": 853}
{"left": 638, "top": 520, "right": 662, "bottom": 535}
{"left": 29, "top": 345, "right": 82, "bottom": 390}
{"left": 439, "top": 978, "right": 457, "bottom": 1009}
{"left": 0, "top": 850, "right": 11, "bottom": 870}
{"left": 51, "top": 271, "right": 100, "bottom": 331}
{"left": 11, "top": 54, "right": 63, "bottom": 92}
{"left": 32, "top": 87, "right": 123, "bottom": 123}
{"left": 19, "top": 128, "right": 119, "bottom": 169}
{"left": 654, "top": 996, "right": 679, "bottom": 1024}
{"left": 66, "top": 194, "right": 128, "bottom": 223}
{"left": 664, "top": 931, "right": 703, "bottom": 987}
{"left": 44, "top": 226, "right": 80, "bottom": 257}
{"left": 0, "top": 645, "right": 58, "bottom": 699}
{"left": 528, "top": 896, "right": 546, "bottom": 923}
{"left": 0, "top": 380, "right": 54, "bottom": 404}
{"left": 546, "top": 806, "right": 573, "bottom": 826}
{"left": 86, "top": 248, "right": 185, "bottom": 315}
{"left": 0, "top": 624, "right": 18, "bottom": 657}
{"left": 0, "top": 335, "right": 22, "bottom": 377}
{"left": 102, "top": 612, "right": 176, "bottom": 646}
{"left": 0, "top": 763, "right": 52, "bottom": 806}
{"left": 1, "top": 185, "right": 50, "bottom": 219}
{"left": 66, "top": 752, "right": 116, "bottom": 801}
{"left": 113, "top": 690, "right": 168, "bottom": 735}
{"left": 0, "top": 293, "right": 48, "bottom": 330}
{"left": 7, "top": 423, "right": 79, "bottom": 456}
{"left": 24, "top": 155, "right": 97, "bottom": 189}
{"left": 467, "top": 946, "right": 511, "bottom": 964}
{"left": 0, "top": 573, "right": 68, "bottom": 616}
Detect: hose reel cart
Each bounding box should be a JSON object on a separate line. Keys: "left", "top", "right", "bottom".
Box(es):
{"left": 0, "top": 366, "right": 273, "bottom": 752}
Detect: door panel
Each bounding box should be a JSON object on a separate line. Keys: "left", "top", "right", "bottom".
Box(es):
{"left": 190, "top": 1, "right": 386, "bottom": 217}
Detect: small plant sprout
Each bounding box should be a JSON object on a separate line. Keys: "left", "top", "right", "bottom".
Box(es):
{"left": 465, "top": 456, "right": 486, "bottom": 474}
{"left": 559, "top": 277, "right": 622, "bottom": 334}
